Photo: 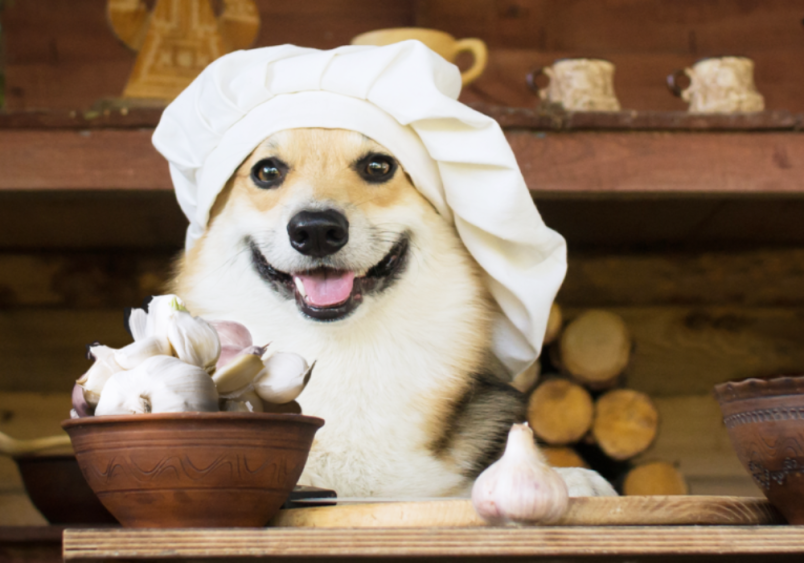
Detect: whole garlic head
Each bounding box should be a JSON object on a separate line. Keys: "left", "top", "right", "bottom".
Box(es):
{"left": 94, "top": 355, "right": 219, "bottom": 416}
{"left": 472, "top": 423, "right": 569, "bottom": 525}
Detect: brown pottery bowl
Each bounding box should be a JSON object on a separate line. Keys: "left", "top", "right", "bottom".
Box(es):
{"left": 713, "top": 376, "right": 804, "bottom": 524}
{"left": 15, "top": 454, "right": 117, "bottom": 524}
{"left": 62, "top": 412, "right": 323, "bottom": 528}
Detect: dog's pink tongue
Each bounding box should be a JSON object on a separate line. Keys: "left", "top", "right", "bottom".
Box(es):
{"left": 295, "top": 270, "right": 355, "bottom": 307}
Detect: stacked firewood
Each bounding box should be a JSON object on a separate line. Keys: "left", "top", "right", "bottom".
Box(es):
{"left": 515, "top": 306, "right": 687, "bottom": 496}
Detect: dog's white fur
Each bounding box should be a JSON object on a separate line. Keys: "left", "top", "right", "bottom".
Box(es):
{"left": 173, "top": 129, "right": 614, "bottom": 498}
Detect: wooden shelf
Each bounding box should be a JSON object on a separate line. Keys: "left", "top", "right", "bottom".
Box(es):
{"left": 63, "top": 526, "right": 804, "bottom": 562}
{"left": 1, "top": 107, "right": 803, "bottom": 196}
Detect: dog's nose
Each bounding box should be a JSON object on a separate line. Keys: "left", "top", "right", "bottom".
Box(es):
{"left": 287, "top": 209, "right": 349, "bottom": 257}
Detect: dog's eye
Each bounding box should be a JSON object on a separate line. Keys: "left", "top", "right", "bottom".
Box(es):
{"left": 356, "top": 153, "right": 397, "bottom": 184}
{"left": 251, "top": 158, "right": 288, "bottom": 189}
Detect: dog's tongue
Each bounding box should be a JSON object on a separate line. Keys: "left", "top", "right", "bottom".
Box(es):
{"left": 295, "top": 270, "right": 355, "bottom": 307}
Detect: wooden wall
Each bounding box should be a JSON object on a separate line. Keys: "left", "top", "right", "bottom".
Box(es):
{"left": 4, "top": 0, "right": 804, "bottom": 111}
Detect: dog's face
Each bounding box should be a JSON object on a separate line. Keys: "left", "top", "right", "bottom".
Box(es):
{"left": 202, "top": 128, "right": 439, "bottom": 322}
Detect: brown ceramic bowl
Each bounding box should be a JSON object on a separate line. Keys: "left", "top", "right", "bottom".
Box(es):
{"left": 15, "top": 454, "right": 117, "bottom": 524}
{"left": 713, "top": 376, "right": 804, "bottom": 524}
{"left": 62, "top": 412, "right": 323, "bottom": 528}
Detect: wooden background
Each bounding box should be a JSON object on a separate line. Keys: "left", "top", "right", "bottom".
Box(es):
{"left": 3, "top": 0, "right": 804, "bottom": 524}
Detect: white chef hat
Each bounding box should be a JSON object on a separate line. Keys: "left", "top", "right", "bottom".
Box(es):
{"left": 152, "top": 41, "right": 566, "bottom": 377}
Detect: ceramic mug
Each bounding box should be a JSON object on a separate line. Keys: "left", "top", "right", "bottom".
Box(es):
{"left": 667, "top": 56, "right": 764, "bottom": 113}
{"left": 351, "top": 28, "right": 488, "bottom": 85}
{"left": 527, "top": 58, "right": 621, "bottom": 112}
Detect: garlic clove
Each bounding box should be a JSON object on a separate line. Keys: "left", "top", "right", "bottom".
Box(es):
{"left": 253, "top": 353, "right": 313, "bottom": 405}
{"left": 77, "top": 344, "right": 124, "bottom": 406}
{"left": 126, "top": 307, "right": 149, "bottom": 341}
{"left": 472, "top": 423, "right": 569, "bottom": 525}
{"left": 211, "top": 351, "right": 265, "bottom": 394}
{"left": 209, "top": 320, "right": 253, "bottom": 350}
{"left": 71, "top": 383, "right": 93, "bottom": 418}
{"left": 113, "top": 336, "right": 170, "bottom": 370}
{"left": 221, "top": 389, "right": 264, "bottom": 413}
{"left": 95, "top": 355, "right": 219, "bottom": 416}
{"left": 166, "top": 310, "right": 221, "bottom": 372}
{"left": 217, "top": 344, "right": 267, "bottom": 370}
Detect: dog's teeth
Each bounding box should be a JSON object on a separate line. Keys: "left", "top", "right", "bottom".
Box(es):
{"left": 293, "top": 276, "right": 307, "bottom": 299}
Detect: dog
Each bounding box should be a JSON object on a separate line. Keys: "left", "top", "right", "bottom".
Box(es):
{"left": 171, "top": 128, "right": 613, "bottom": 498}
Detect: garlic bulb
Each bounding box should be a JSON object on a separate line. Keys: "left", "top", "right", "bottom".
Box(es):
{"left": 472, "top": 423, "right": 569, "bottom": 525}
{"left": 95, "top": 355, "right": 218, "bottom": 415}
{"left": 253, "top": 353, "right": 313, "bottom": 404}
{"left": 77, "top": 344, "right": 124, "bottom": 406}
{"left": 209, "top": 320, "right": 253, "bottom": 350}
{"left": 167, "top": 309, "right": 221, "bottom": 373}
{"left": 212, "top": 349, "right": 266, "bottom": 394}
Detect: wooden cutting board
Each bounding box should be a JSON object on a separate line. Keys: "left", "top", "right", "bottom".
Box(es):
{"left": 270, "top": 496, "right": 785, "bottom": 528}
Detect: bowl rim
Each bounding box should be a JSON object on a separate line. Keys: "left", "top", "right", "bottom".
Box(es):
{"left": 713, "top": 375, "right": 804, "bottom": 403}
{"left": 61, "top": 411, "right": 325, "bottom": 430}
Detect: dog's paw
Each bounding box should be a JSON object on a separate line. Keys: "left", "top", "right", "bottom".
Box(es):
{"left": 554, "top": 467, "right": 618, "bottom": 497}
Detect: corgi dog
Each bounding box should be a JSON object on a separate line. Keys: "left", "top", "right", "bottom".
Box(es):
{"left": 172, "top": 128, "right": 612, "bottom": 498}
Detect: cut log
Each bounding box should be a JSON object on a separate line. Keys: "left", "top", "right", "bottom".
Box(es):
{"left": 592, "top": 389, "right": 659, "bottom": 461}
{"left": 527, "top": 378, "right": 594, "bottom": 445}
{"left": 559, "top": 310, "right": 631, "bottom": 389}
{"left": 544, "top": 303, "right": 563, "bottom": 345}
{"left": 623, "top": 461, "right": 689, "bottom": 496}
{"left": 541, "top": 446, "right": 589, "bottom": 469}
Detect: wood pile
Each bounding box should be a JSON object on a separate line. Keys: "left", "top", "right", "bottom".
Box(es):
{"left": 520, "top": 306, "right": 687, "bottom": 496}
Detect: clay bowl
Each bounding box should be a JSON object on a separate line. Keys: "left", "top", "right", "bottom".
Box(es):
{"left": 62, "top": 412, "right": 323, "bottom": 528}
{"left": 713, "top": 376, "right": 804, "bottom": 524}
{"left": 15, "top": 454, "right": 117, "bottom": 524}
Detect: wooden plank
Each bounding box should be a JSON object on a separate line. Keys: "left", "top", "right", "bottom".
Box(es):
{"left": 3, "top": 128, "right": 804, "bottom": 196}
{"left": 270, "top": 496, "right": 782, "bottom": 528}
{"left": 473, "top": 106, "right": 803, "bottom": 131}
{"left": 416, "top": 0, "right": 804, "bottom": 53}
{"left": 560, "top": 248, "right": 804, "bottom": 307}
{"left": 558, "top": 306, "right": 804, "bottom": 397}
{"left": 0, "top": 192, "right": 186, "bottom": 250}
{"left": 632, "top": 395, "right": 758, "bottom": 487}
{"left": 0, "top": 252, "right": 173, "bottom": 308}
{"left": 0, "top": 130, "right": 169, "bottom": 190}
{"left": 510, "top": 131, "right": 804, "bottom": 194}
{"left": 0, "top": 310, "right": 131, "bottom": 393}
{"left": 63, "top": 526, "right": 804, "bottom": 561}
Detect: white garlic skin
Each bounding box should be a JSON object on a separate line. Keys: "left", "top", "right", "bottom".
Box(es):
{"left": 77, "top": 344, "right": 124, "bottom": 406}
{"left": 472, "top": 423, "right": 569, "bottom": 525}
{"left": 95, "top": 355, "right": 219, "bottom": 416}
{"left": 113, "top": 336, "right": 170, "bottom": 370}
{"left": 167, "top": 310, "right": 221, "bottom": 373}
{"left": 253, "top": 353, "right": 312, "bottom": 404}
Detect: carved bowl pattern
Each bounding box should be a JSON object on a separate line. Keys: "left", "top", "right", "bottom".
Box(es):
{"left": 714, "top": 376, "right": 804, "bottom": 524}
{"left": 62, "top": 412, "right": 323, "bottom": 528}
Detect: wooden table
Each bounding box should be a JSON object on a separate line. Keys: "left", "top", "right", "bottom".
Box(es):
{"left": 63, "top": 526, "right": 804, "bottom": 562}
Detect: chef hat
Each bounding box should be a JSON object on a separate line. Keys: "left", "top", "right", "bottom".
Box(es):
{"left": 152, "top": 41, "right": 566, "bottom": 377}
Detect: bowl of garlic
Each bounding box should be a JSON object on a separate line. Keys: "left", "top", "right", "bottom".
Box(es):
{"left": 62, "top": 295, "right": 323, "bottom": 528}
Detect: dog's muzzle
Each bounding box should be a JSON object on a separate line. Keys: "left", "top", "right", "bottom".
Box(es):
{"left": 287, "top": 209, "right": 349, "bottom": 258}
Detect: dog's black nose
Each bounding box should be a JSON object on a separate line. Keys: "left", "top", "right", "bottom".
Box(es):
{"left": 287, "top": 209, "right": 349, "bottom": 257}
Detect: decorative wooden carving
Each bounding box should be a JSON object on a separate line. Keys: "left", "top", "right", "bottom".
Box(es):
{"left": 107, "top": 0, "right": 260, "bottom": 101}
